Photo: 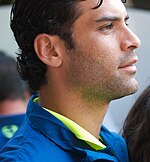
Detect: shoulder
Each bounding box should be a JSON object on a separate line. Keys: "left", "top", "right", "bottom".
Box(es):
{"left": 101, "top": 125, "right": 125, "bottom": 143}
{"left": 100, "top": 125, "right": 129, "bottom": 162}
{"left": 0, "top": 117, "right": 47, "bottom": 161}
{"left": 0, "top": 114, "right": 25, "bottom": 149}
{"left": 0, "top": 118, "right": 75, "bottom": 162}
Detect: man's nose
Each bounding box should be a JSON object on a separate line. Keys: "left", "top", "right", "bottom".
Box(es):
{"left": 121, "top": 27, "right": 141, "bottom": 51}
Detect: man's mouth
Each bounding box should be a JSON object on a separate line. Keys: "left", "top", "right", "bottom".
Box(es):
{"left": 119, "top": 56, "right": 138, "bottom": 73}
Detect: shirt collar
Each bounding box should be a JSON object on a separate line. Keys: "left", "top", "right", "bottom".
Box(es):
{"left": 34, "top": 97, "right": 106, "bottom": 150}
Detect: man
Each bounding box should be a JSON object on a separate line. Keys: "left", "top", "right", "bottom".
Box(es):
{"left": 0, "top": 51, "right": 31, "bottom": 149}
{"left": 0, "top": 0, "right": 140, "bottom": 161}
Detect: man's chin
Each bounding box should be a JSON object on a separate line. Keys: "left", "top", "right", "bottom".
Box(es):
{"left": 111, "top": 84, "right": 138, "bottom": 101}
{"left": 124, "top": 79, "right": 139, "bottom": 96}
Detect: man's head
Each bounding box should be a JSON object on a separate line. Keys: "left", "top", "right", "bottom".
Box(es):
{"left": 11, "top": 0, "right": 140, "bottom": 102}
{"left": 0, "top": 51, "right": 30, "bottom": 102}
{"left": 10, "top": 0, "right": 86, "bottom": 91}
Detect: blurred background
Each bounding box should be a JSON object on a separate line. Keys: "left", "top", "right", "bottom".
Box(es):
{"left": 0, "top": 0, "right": 150, "bottom": 133}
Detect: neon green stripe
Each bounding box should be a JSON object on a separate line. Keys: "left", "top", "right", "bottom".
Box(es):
{"left": 34, "top": 98, "right": 106, "bottom": 150}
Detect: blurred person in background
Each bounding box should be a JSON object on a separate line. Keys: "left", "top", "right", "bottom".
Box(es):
{"left": 0, "top": 51, "right": 31, "bottom": 149}
{"left": 123, "top": 85, "right": 150, "bottom": 162}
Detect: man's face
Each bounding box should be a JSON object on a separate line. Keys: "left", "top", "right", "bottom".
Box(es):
{"left": 65, "top": 0, "right": 141, "bottom": 102}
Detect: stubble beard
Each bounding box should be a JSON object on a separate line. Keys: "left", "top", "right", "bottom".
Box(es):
{"left": 65, "top": 43, "right": 138, "bottom": 103}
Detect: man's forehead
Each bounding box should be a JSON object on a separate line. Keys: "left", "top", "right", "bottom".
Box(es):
{"left": 78, "top": 0, "right": 127, "bottom": 12}
{"left": 78, "top": 0, "right": 127, "bottom": 10}
{"left": 74, "top": 0, "right": 128, "bottom": 26}
{"left": 79, "top": 0, "right": 126, "bottom": 4}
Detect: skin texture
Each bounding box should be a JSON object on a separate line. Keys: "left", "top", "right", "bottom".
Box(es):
{"left": 67, "top": 0, "right": 140, "bottom": 101}
{"left": 34, "top": 0, "right": 141, "bottom": 138}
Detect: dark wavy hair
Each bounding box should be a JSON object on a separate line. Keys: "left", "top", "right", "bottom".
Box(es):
{"left": 122, "top": 85, "right": 150, "bottom": 162}
{"left": 10, "top": 0, "right": 126, "bottom": 91}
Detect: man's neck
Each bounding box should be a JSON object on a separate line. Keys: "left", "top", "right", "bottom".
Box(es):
{"left": 39, "top": 86, "right": 109, "bottom": 139}
{"left": 0, "top": 99, "right": 27, "bottom": 115}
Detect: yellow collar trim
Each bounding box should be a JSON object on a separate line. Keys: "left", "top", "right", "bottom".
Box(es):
{"left": 34, "top": 98, "right": 106, "bottom": 150}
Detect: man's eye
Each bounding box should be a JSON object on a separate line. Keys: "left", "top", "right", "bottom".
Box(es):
{"left": 98, "top": 23, "right": 114, "bottom": 33}
{"left": 103, "top": 23, "right": 113, "bottom": 30}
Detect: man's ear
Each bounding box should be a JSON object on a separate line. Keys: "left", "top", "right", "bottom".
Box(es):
{"left": 34, "top": 34, "right": 63, "bottom": 67}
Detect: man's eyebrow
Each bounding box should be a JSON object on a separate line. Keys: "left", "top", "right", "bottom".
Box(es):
{"left": 95, "top": 15, "right": 129, "bottom": 23}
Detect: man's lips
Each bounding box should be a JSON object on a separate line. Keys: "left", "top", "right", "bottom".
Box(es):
{"left": 118, "top": 56, "right": 138, "bottom": 73}
{"left": 119, "top": 56, "right": 138, "bottom": 68}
